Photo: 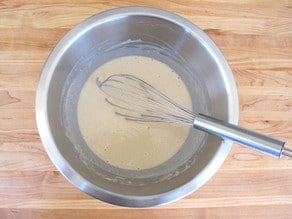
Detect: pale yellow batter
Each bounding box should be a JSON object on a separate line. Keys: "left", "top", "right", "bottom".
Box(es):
{"left": 77, "top": 56, "right": 192, "bottom": 170}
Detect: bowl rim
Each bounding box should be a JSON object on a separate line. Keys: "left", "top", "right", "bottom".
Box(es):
{"left": 35, "top": 6, "right": 239, "bottom": 207}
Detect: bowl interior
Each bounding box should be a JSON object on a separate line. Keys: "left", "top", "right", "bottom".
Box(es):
{"left": 40, "top": 8, "right": 238, "bottom": 207}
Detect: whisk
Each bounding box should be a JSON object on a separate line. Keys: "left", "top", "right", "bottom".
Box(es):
{"left": 97, "top": 74, "right": 291, "bottom": 159}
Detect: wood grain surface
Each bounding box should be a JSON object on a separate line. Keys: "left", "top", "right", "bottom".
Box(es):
{"left": 0, "top": 0, "right": 291, "bottom": 218}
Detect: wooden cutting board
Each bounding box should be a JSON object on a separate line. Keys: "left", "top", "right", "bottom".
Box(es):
{"left": 0, "top": 0, "right": 291, "bottom": 218}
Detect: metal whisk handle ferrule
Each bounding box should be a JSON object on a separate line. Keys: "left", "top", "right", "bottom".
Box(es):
{"left": 193, "top": 113, "right": 286, "bottom": 159}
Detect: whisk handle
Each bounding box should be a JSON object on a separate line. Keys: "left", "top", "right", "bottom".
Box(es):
{"left": 193, "top": 114, "right": 285, "bottom": 159}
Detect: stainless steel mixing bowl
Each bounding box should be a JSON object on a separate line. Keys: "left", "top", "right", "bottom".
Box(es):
{"left": 36, "top": 7, "right": 239, "bottom": 207}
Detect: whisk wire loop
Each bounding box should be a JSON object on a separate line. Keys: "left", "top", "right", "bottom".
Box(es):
{"left": 98, "top": 74, "right": 195, "bottom": 125}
